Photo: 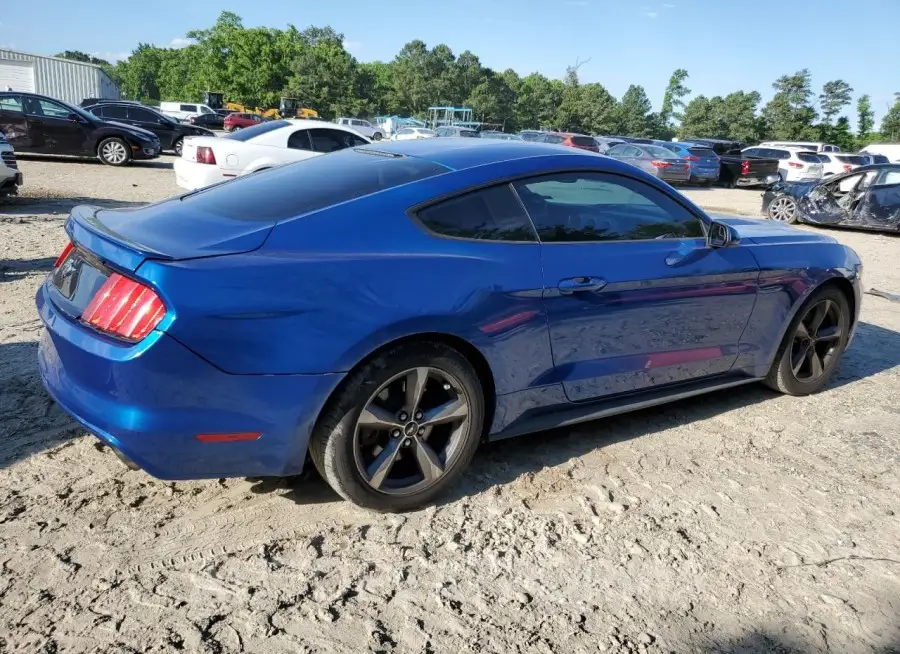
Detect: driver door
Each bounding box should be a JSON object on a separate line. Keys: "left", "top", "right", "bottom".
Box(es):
{"left": 513, "top": 171, "right": 760, "bottom": 402}
{"left": 22, "top": 96, "right": 89, "bottom": 155}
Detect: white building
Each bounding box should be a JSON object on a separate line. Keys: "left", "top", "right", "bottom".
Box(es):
{"left": 0, "top": 48, "right": 120, "bottom": 105}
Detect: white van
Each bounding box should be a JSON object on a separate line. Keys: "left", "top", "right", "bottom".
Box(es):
{"left": 859, "top": 143, "right": 900, "bottom": 163}
{"left": 159, "top": 101, "right": 217, "bottom": 123}
{"left": 760, "top": 141, "right": 841, "bottom": 153}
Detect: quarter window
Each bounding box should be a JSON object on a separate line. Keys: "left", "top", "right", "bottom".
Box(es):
{"left": 512, "top": 172, "right": 704, "bottom": 242}
{"left": 416, "top": 184, "right": 537, "bottom": 242}
{"left": 0, "top": 96, "right": 24, "bottom": 112}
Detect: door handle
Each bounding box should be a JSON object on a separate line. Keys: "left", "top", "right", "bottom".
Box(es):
{"left": 558, "top": 276, "right": 607, "bottom": 294}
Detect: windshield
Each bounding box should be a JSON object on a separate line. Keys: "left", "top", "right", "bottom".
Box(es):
{"left": 837, "top": 155, "right": 867, "bottom": 165}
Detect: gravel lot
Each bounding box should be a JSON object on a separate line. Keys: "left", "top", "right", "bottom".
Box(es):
{"left": 1, "top": 156, "right": 899, "bottom": 654}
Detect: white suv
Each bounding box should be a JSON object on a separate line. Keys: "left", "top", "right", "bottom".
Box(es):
{"left": 741, "top": 145, "right": 824, "bottom": 182}
{"left": 815, "top": 152, "right": 869, "bottom": 176}
{"left": 336, "top": 117, "right": 384, "bottom": 141}
{"left": 0, "top": 134, "right": 22, "bottom": 197}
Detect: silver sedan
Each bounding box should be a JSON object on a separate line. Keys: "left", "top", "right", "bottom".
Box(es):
{"left": 605, "top": 143, "right": 691, "bottom": 184}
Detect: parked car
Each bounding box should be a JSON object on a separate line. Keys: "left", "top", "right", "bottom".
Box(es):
{"left": 536, "top": 132, "right": 600, "bottom": 153}
{"left": 224, "top": 112, "right": 267, "bottom": 132}
{"left": 159, "top": 101, "right": 218, "bottom": 122}
{"left": 480, "top": 132, "right": 523, "bottom": 141}
{"left": 519, "top": 130, "right": 544, "bottom": 142}
{"left": 760, "top": 141, "right": 841, "bottom": 153}
{"left": 0, "top": 91, "right": 161, "bottom": 166}
{"left": 655, "top": 141, "right": 720, "bottom": 184}
{"left": 434, "top": 126, "right": 480, "bottom": 138}
{"left": 860, "top": 144, "right": 900, "bottom": 163}
{"left": 79, "top": 98, "right": 143, "bottom": 108}
{"left": 814, "top": 152, "right": 869, "bottom": 177}
{"left": 173, "top": 119, "right": 370, "bottom": 190}
{"left": 682, "top": 139, "right": 780, "bottom": 188}
{"left": 190, "top": 112, "right": 225, "bottom": 130}
{"left": 37, "top": 139, "right": 862, "bottom": 512}
{"left": 391, "top": 127, "right": 437, "bottom": 141}
{"left": 336, "top": 117, "right": 385, "bottom": 141}
{"left": 84, "top": 101, "right": 215, "bottom": 157}
{"left": 762, "top": 164, "right": 900, "bottom": 231}
{"left": 0, "top": 131, "right": 22, "bottom": 196}
{"left": 605, "top": 143, "right": 690, "bottom": 184}
{"left": 742, "top": 146, "right": 824, "bottom": 183}
{"left": 862, "top": 153, "right": 890, "bottom": 165}
{"left": 593, "top": 137, "right": 625, "bottom": 154}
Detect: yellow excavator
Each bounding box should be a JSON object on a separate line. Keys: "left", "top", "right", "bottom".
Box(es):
{"left": 203, "top": 92, "right": 318, "bottom": 120}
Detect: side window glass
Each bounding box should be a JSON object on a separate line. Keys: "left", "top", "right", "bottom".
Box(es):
{"left": 180, "top": 104, "right": 194, "bottom": 112}
{"left": 512, "top": 172, "right": 704, "bottom": 243}
{"left": 103, "top": 105, "right": 129, "bottom": 120}
{"left": 416, "top": 184, "right": 536, "bottom": 242}
{"left": 129, "top": 108, "right": 158, "bottom": 123}
{"left": 308, "top": 129, "right": 357, "bottom": 153}
{"left": 874, "top": 170, "right": 900, "bottom": 187}
{"left": 0, "top": 96, "right": 25, "bottom": 113}
{"left": 286, "top": 129, "right": 312, "bottom": 150}
{"left": 38, "top": 99, "right": 71, "bottom": 118}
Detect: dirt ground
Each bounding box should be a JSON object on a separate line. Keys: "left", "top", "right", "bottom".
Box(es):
{"left": 1, "top": 156, "right": 899, "bottom": 654}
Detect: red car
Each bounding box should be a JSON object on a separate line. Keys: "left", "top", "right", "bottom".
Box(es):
{"left": 224, "top": 112, "right": 266, "bottom": 132}
{"left": 537, "top": 131, "right": 600, "bottom": 153}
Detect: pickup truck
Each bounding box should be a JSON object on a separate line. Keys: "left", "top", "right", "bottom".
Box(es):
{"left": 681, "top": 138, "right": 780, "bottom": 188}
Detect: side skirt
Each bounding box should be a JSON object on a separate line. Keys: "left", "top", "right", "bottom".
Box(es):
{"left": 489, "top": 374, "right": 763, "bottom": 441}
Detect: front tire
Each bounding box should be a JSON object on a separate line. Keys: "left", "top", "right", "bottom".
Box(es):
{"left": 173, "top": 137, "right": 184, "bottom": 157}
{"left": 97, "top": 137, "right": 131, "bottom": 166}
{"left": 765, "top": 285, "right": 851, "bottom": 396}
{"left": 768, "top": 195, "right": 798, "bottom": 223}
{"left": 309, "top": 342, "right": 485, "bottom": 512}
{"left": 372, "top": 132, "right": 383, "bottom": 141}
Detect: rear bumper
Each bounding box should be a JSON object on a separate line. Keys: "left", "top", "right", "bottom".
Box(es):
{"left": 36, "top": 281, "right": 344, "bottom": 480}
{"left": 173, "top": 157, "right": 227, "bottom": 190}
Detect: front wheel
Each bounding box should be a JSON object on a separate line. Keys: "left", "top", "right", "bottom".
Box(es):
{"left": 309, "top": 342, "right": 485, "bottom": 512}
{"left": 765, "top": 285, "right": 851, "bottom": 396}
{"left": 768, "top": 195, "right": 798, "bottom": 223}
{"left": 97, "top": 138, "right": 131, "bottom": 166}
{"left": 372, "top": 132, "right": 383, "bottom": 141}
{"left": 173, "top": 138, "right": 184, "bottom": 157}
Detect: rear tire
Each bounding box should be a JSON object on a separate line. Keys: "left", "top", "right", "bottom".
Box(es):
{"left": 97, "top": 137, "right": 131, "bottom": 166}
{"left": 308, "top": 342, "right": 485, "bottom": 512}
{"left": 173, "top": 138, "right": 184, "bottom": 157}
{"left": 768, "top": 195, "right": 799, "bottom": 223}
{"left": 764, "top": 285, "right": 851, "bottom": 396}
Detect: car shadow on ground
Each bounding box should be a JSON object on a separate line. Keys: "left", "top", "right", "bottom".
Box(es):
{"left": 266, "top": 319, "right": 900, "bottom": 508}
{"left": 15, "top": 154, "right": 174, "bottom": 170}
{"left": 0, "top": 195, "right": 150, "bottom": 216}
{"left": 0, "top": 256, "right": 56, "bottom": 282}
{"left": 691, "top": 629, "right": 900, "bottom": 654}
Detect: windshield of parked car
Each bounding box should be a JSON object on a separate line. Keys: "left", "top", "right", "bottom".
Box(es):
{"left": 836, "top": 155, "right": 867, "bottom": 165}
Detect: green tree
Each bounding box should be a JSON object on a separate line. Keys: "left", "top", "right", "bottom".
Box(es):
{"left": 617, "top": 84, "right": 653, "bottom": 137}
{"left": 659, "top": 68, "right": 690, "bottom": 134}
{"left": 881, "top": 93, "right": 900, "bottom": 141}
{"left": 468, "top": 70, "right": 516, "bottom": 128}
{"left": 818, "top": 79, "right": 853, "bottom": 125}
{"left": 856, "top": 94, "right": 874, "bottom": 143}
{"left": 287, "top": 32, "right": 358, "bottom": 118}
{"left": 762, "top": 69, "right": 818, "bottom": 140}
{"left": 514, "top": 73, "right": 562, "bottom": 130}
{"left": 54, "top": 50, "right": 111, "bottom": 66}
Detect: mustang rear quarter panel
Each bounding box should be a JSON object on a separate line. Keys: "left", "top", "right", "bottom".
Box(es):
{"left": 140, "top": 187, "right": 551, "bottom": 398}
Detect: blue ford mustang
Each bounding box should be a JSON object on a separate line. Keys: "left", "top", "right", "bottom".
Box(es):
{"left": 37, "top": 139, "right": 862, "bottom": 512}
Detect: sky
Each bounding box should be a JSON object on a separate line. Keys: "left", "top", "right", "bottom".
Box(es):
{"left": 2, "top": 0, "right": 897, "bottom": 127}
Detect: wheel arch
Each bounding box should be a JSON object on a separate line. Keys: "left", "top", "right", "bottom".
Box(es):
{"left": 311, "top": 331, "right": 497, "bottom": 445}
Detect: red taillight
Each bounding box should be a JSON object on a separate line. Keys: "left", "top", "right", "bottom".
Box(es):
{"left": 54, "top": 242, "right": 75, "bottom": 268}
{"left": 741, "top": 160, "right": 750, "bottom": 175}
{"left": 842, "top": 164, "right": 852, "bottom": 172}
{"left": 788, "top": 161, "right": 803, "bottom": 169}
{"left": 683, "top": 155, "right": 699, "bottom": 161}
{"left": 80, "top": 273, "right": 166, "bottom": 342}
{"left": 650, "top": 160, "right": 670, "bottom": 168}
{"left": 196, "top": 146, "right": 217, "bottom": 165}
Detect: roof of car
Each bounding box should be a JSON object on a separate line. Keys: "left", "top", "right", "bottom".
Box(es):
{"left": 358, "top": 138, "right": 628, "bottom": 172}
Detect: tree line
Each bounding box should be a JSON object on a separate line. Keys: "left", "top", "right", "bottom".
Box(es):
{"left": 59, "top": 11, "right": 900, "bottom": 149}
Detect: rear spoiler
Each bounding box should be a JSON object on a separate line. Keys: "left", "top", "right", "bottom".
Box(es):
{"left": 67, "top": 205, "right": 173, "bottom": 271}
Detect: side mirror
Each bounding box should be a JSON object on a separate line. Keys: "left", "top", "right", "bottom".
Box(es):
{"left": 707, "top": 221, "right": 738, "bottom": 248}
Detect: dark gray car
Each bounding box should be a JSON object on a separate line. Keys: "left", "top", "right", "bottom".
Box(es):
{"left": 606, "top": 143, "right": 691, "bottom": 184}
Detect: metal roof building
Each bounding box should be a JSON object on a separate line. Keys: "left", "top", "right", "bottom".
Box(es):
{"left": 0, "top": 48, "right": 120, "bottom": 105}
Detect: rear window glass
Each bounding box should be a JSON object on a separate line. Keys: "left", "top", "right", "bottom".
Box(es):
{"left": 224, "top": 120, "right": 290, "bottom": 142}
{"left": 688, "top": 148, "right": 716, "bottom": 158}
{"left": 644, "top": 145, "right": 675, "bottom": 158}
{"left": 797, "top": 152, "right": 822, "bottom": 163}
{"left": 571, "top": 136, "right": 597, "bottom": 147}
{"left": 837, "top": 155, "right": 867, "bottom": 165}
{"left": 180, "top": 149, "right": 449, "bottom": 221}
